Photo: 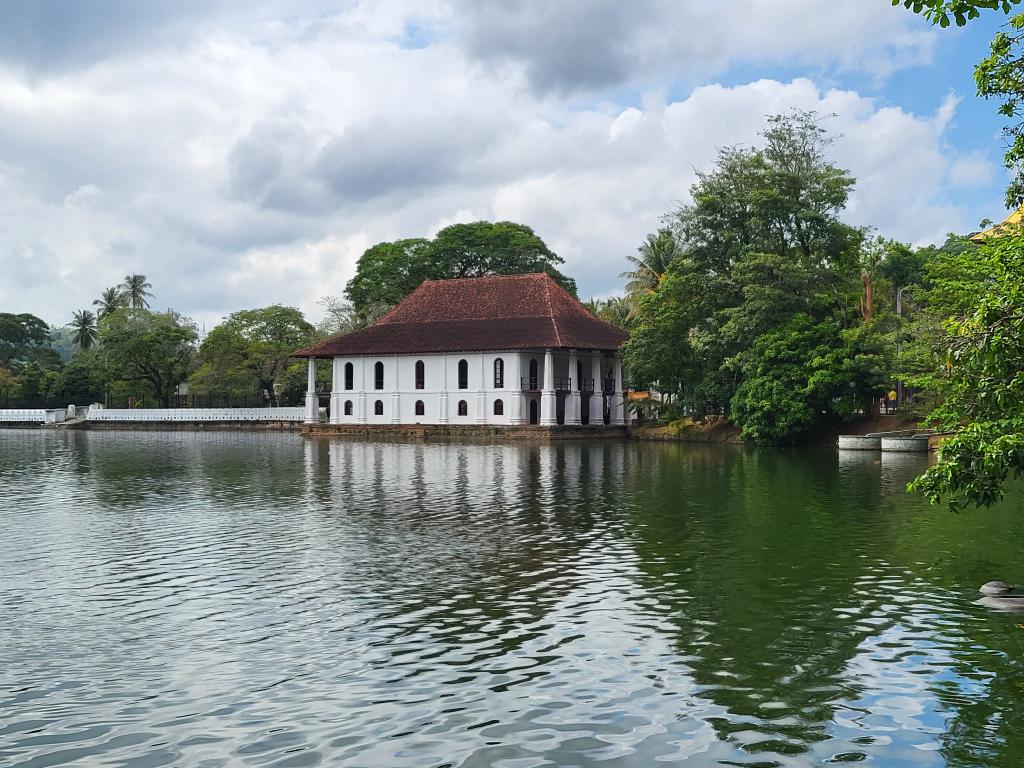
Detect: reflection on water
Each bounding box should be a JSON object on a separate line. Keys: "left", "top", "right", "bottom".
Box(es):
{"left": 1, "top": 430, "right": 1023, "bottom": 767}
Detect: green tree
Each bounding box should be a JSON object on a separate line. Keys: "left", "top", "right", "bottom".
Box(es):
{"left": 976, "top": 13, "right": 1024, "bottom": 206}
{"left": 729, "top": 315, "right": 889, "bottom": 443}
{"left": 49, "top": 350, "right": 105, "bottom": 405}
{"left": 894, "top": 0, "right": 1020, "bottom": 27}
{"left": 99, "top": 310, "right": 197, "bottom": 407}
{"left": 624, "top": 111, "right": 865, "bottom": 430}
{"left": 0, "top": 365, "right": 15, "bottom": 406}
{"left": 14, "top": 361, "right": 48, "bottom": 406}
{"left": 93, "top": 286, "right": 126, "bottom": 319}
{"left": 621, "top": 228, "right": 679, "bottom": 313}
{"left": 120, "top": 273, "right": 154, "bottom": 310}
{"left": 0, "top": 313, "right": 51, "bottom": 370}
{"left": 344, "top": 239, "right": 432, "bottom": 319}
{"left": 427, "top": 221, "right": 575, "bottom": 293}
{"left": 344, "top": 222, "right": 576, "bottom": 318}
{"left": 70, "top": 310, "right": 98, "bottom": 350}
{"left": 193, "top": 306, "right": 315, "bottom": 405}
{"left": 584, "top": 296, "right": 631, "bottom": 329}
{"left": 909, "top": 229, "right": 1024, "bottom": 509}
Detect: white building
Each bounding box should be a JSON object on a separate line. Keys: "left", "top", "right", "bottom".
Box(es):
{"left": 293, "top": 273, "right": 629, "bottom": 428}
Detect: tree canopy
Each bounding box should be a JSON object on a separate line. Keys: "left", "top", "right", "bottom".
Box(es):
{"left": 99, "top": 309, "right": 198, "bottom": 407}
{"left": 908, "top": 230, "right": 1024, "bottom": 509}
{"left": 894, "top": 0, "right": 1020, "bottom": 27}
{"left": 623, "top": 110, "right": 888, "bottom": 441}
{"left": 344, "top": 221, "right": 576, "bottom": 319}
{"left": 191, "top": 305, "right": 315, "bottom": 405}
{"left": 0, "top": 313, "right": 52, "bottom": 370}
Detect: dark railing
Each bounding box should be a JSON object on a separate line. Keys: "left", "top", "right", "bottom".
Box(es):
{"left": 579, "top": 378, "right": 595, "bottom": 393}
{"left": 521, "top": 377, "right": 580, "bottom": 391}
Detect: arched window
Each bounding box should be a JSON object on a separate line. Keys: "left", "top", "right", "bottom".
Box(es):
{"left": 458, "top": 359, "right": 469, "bottom": 389}
{"left": 374, "top": 361, "right": 384, "bottom": 390}
{"left": 529, "top": 359, "right": 539, "bottom": 389}
{"left": 344, "top": 362, "right": 354, "bottom": 390}
{"left": 494, "top": 358, "right": 504, "bottom": 388}
{"left": 415, "top": 360, "right": 425, "bottom": 390}
{"left": 493, "top": 399, "right": 504, "bottom": 415}
{"left": 415, "top": 400, "right": 425, "bottom": 416}
{"left": 457, "top": 400, "right": 468, "bottom": 416}
{"left": 344, "top": 400, "right": 353, "bottom": 415}
{"left": 374, "top": 400, "right": 384, "bottom": 415}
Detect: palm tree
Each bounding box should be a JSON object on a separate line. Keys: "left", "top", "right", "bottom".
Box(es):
{"left": 93, "top": 286, "right": 125, "bottom": 319}
{"left": 120, "top": 273, "right": 154, "bottom": 310}
{"left": 584, "top": 296, "right": 631, "bottom": 329}
{"left": 70, "top": 310, "right": 98, "bottom": 349}
{"left": 620, "top": 228, "right": 680, "bottom": 311}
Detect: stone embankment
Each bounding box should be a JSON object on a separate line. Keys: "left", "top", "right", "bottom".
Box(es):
{"left": 303, "top": 423, "right": 628, "bottom": 440}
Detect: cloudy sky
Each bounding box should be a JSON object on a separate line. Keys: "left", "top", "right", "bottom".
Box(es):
{"left": 0, "top": 0, "right": 1013, "bottom": 329}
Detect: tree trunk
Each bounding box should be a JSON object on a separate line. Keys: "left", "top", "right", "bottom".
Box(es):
{"left": 860, "top": 270, "right": 874, "bottom": 321}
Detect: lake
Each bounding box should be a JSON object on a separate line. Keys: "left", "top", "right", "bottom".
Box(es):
{"left": 2, "top": 430, "right": 1023, "bottom": 767}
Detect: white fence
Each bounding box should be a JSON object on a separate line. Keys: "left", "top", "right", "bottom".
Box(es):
{"left": 87, "top": 407, "right": 305, "bottom": 423}
{"left": 0, "top": 409, "right": 68, "bottom": 424}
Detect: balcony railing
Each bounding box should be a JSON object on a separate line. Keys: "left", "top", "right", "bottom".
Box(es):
{"left": 521, "top": 377, "right": 576, "bottom": 391}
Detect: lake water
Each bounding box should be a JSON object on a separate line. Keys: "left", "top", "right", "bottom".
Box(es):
{"left": 2, "top": 430, "right": 1024, "bottom": 767}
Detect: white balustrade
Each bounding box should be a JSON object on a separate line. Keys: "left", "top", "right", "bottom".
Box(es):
{"left": 0, "top": 409, "right": 49, "bottom": 423}
{"left": 86, "top": 407, "right": 305, "bottom": 422}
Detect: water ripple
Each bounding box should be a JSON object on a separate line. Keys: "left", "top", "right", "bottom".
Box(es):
{"left": 2, "top": 431, "right": 1024, "bottom": 767}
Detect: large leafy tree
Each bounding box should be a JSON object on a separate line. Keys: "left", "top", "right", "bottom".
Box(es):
{"left": 0, "top": 313, "right": 52, "bottom": 369}
{"left": 909, "top": 230, "right": 1024, "bottom": 509}
{"left": 70, "top": 310, "right": 98, "bottom": 350}
{"left": 99, "top": 310, "right": 198, "bottom": 407}
{"left": 49, "top": 350, "right": 105, "bottom": 405}
{"left": 624, "top": 111, "right": 868, "bottom": 435}
{"left": 730, "top": 315, "right": 889, "bottom": 443}
{"left": 192, "top": 305, "right": 315, "bottom": 405}
{"left": 344, "top": 239, "right": 432, "bottom": 319}
{"left": 427, "top": 221, "right": 574, "bottom": 291}
{"left": 344, "top": 221, "right": 576, "bottom": 319}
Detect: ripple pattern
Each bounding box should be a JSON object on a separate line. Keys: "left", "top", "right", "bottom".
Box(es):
{"left": 1, "top": 431, "right": 1024, "bottom": 767}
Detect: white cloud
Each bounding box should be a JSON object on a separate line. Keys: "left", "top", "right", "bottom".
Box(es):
{"left": 0, "top": 1, "right": 993, "bottom": 329}
{"left": 948, "top": 151, "right": 997, "bottom": 189}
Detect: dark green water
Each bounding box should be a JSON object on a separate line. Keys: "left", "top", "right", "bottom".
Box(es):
{"left": 2, "top": 430, "right": 1023, "bottom": 767}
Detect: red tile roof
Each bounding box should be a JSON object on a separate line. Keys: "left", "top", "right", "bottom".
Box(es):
{"left": 293, "top": 273, "right": 628, "bottom": 357}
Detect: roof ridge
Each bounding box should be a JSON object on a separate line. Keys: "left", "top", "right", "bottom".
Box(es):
{"left": 543, "top": 275, "right": 562, "bottom": 346}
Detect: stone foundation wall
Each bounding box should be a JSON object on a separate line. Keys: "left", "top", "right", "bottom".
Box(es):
{"left": 302, "top": 423, "right": 628, "bottom": 441}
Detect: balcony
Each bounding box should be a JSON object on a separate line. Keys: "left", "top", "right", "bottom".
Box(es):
{"left": 520, "top": 377, "right": 575, "bottom": 391}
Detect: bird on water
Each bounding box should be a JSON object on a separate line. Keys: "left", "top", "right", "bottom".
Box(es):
{"left": 976, "top": 581, "right": 1024, "bottom": 611}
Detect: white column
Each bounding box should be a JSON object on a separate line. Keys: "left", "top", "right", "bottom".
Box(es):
{"left": 305, "top": 358, "right": 319, "bottom": 424}
{"left": 540, "top": 347, "right": 557, "bottom": 426}
{"left": 589, "top": 352, "right": 603, "bottom": 425}
{"left": 357, "top": 358, "right": 367, "bottom": 423}
{"left": 476, "top": 354, "right": 487, "bottom": 424}
{"left": 390, "top": 357, "right": 401, "bottom": 424}
{"left": 611, "top": 353, "right": 625, "bottom": 426}
{"left": 509, "top": 353, "right": 524, "bottom": 425}
{"left": 438, "top": 353, "right": 449, "bottom": 424}
{"left": 329, "top": 358, "right": 343, "bottom": 424}
{"left": 566, "top": 349, "right": 581, "bottom": 426}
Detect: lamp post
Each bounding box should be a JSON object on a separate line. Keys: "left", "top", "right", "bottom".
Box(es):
{"left": 895, "top": 286, "right": 912, "bottom": 409}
